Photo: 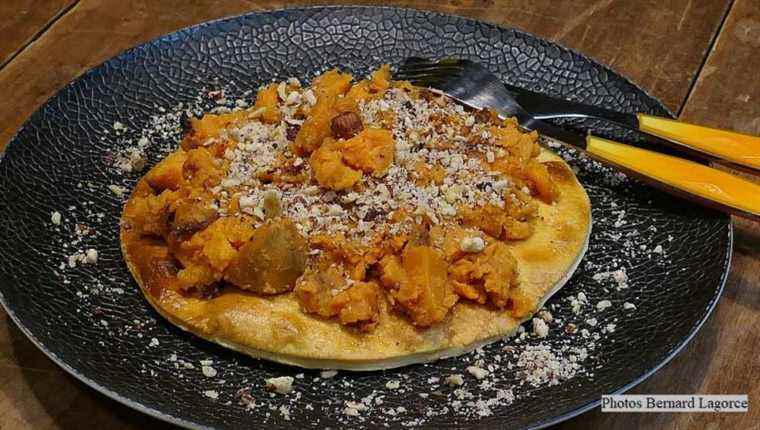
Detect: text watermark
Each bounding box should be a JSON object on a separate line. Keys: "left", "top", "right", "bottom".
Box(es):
{"left": 602, "top": 395, "right": 748, "bottom": 413}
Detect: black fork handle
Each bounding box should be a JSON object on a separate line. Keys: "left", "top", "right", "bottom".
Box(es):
{"left": 504, "top": 83, "right": 640, "bottom": 129}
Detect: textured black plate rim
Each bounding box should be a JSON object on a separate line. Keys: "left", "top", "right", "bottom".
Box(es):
{"left": 0, "top": 5, "right": 733, "bottom": 429}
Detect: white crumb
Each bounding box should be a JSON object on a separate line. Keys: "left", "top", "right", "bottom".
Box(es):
{"left": 537, "top": 310, "right": 553, "bottom": 323}
{"left": 264, "top": 376, "right": 294, "bottom": 394}
{"left": 343, "top": 400, "right": 368, "bottom": 416}
{"left": 385, "top": 380, "right": 400, "bottom": 390}
{"left": 108, "top": 184, "right": 127, "bottom": 197}
{"left": 532, "top": 318, "right": 549, "bottom": 338}
{"left": 445, "top": 374, "right": 464, "bottom": 386}
{"left": 84, "top": 248, "right": 99, "bottom": 264}
{"left": 596, "top": 300, "right": 612, "bottom": 311}
{"left": 466, "top": 366, "right": 489, "bottom": 380}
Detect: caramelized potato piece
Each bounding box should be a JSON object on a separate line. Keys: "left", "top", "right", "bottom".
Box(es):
{"left": 294, "top": 265, "right": 344, "bottom": 317}
{"left": 145, "top": 150, "right": 187, "bottom": 191}
{"left": 378, "top": 245, "right": 458, "bottom": 327}
{"left": 312, "top": 69, "right": 354, "bottom": 98}
{"left": 459, "top": 204, "right": 507, "bottom": 239}
{"left": 332, "top": 281, "right": 381, "bottom": 326}
{"left": 309, "top": 233, "right": 369, "bottom": 280}
{"left": 225, "top": 219, "right": 307, "bottom": 294}
{"left": 170, "top": 199, "right": 218, "bottom": 237}
{"left": 429, "top": 225, "right": 478, "bottom": 261}
{"left": 127, "top": 241, "right": 179, "bottom": 298}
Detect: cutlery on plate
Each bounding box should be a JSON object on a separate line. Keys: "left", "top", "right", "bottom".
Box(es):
{"left": 501, "top": 82, "right": 760, "bottom": 173}
{"left": 394, "top": 58, "right": 760, "bottom": 221}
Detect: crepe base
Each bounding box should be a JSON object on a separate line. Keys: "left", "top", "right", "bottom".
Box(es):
{"left": 121, "top": 150, "right": 591, "bottom": 370}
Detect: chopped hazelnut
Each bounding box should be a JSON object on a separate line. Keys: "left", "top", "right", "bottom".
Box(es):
{"left": 330, "top": 112, "right": 363, "bottom": 139}
{"left": 459, "top": 236, "right": 485, "bottom": 253}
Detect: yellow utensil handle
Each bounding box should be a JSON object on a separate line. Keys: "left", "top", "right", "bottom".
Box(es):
{"left": 638, "top": 114, "right": 760, "bottom": 170}
{"left": 586, "top": 136, "right": 760, "bottom": 219}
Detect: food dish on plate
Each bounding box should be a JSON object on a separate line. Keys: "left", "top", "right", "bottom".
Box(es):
{"left": 120, "top": 66, "right": 591, "bottom": 370}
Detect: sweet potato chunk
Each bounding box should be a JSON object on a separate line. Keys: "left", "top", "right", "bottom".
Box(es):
{"left": 293, "top": 69, "right": 353, "bottom": 155}
{"left": 522, "top": 160, "right": 558, "bottom": 203}
{"left": 181, "top": 111, "right": 247, "bottom": 150}
{"left": 332, "top": 281, "right": 381, "bottom": 326}
{"left": 309, "top": 233, "right": 369, "bottom": 280}
{"left": 429, "top": 225, "right": 477, "bottom": 262}
{"left": 176, "top": 217, "right": 255, "bottom": 274}
{"left": 340, "top": 128, "right": 395, "bottom": 176}
{"left": 309, "top": 139, "right": 361, "bottom": 190}
{"left": 459, "top": 204, "right": 506, "bottom": 239}
{"left": 182, "top": 147, "right": 222, "bottom": 188}
{"left": 127, "top": 242, "right": 179, "bottom": 297}
{"left": 294, "top": 265, "right": 381, "bottom": 330}
{"left": 449, "top": 242, "right": 519, "bottom": 308}
{"left": 169, "top": 199, "right": 219, "bottom": 240}
{"left": 253, "top": 83, "right": 281, "bottom": 123}
{"left": 489, "top": 121, "right": 539, "bottom": 166}
{"left": 123, "top": 189, "right": 179, "bottom": 238}
{"left": 294, "top": 265, "right": 344, "bottom": 317}
{"left": 333, "top": 65, "right": 391, "bottom": 113}
{"left": 378, "top": 245, "right": 458, "bottom": 327}
{"left": 312, "top": 69, "right": 354, "bottom": 98}
{"left": 177, "top": 264, "right": 218, "bottom": 295}
{"left": 225, "top": 219, "right": 307, "bottom": 294}
{"left": 460, "top": 204, "right": 535, "bottom": 240}
{"left": 145, "top": 150, "right": 187, "bottom": 191}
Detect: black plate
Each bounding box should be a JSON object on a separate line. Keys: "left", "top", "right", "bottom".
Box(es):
{"left": 0, "top": 6, "right": 731, "bottom": 429}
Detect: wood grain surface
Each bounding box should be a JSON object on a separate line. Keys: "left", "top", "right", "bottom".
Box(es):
{"left": 1, "top": 1, "right": 757, "bottom": 429}
{"left": 0, "top": 0, "right": 76, "bottom": 67}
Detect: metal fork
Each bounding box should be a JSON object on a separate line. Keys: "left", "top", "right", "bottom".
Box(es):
{"left": 394, "top": 57, "right": 760, "bottom": 221}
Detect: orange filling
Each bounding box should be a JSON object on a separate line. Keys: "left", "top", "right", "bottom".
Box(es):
{"left": 122, "top": 66, "right": 560, "bottom": 330}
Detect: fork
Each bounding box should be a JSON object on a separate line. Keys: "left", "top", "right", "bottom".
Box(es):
{"left": 394, "top": 58, "right": 760, "bottom": 221}
{"left": 500, "top": 82, "right": 760, "bottom": 173}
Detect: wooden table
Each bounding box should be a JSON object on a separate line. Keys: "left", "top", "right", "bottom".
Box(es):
{"left": 1, "top": 1, "right": 757, "bottom": 429}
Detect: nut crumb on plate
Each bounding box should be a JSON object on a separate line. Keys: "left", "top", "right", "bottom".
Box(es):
{"left": 265, "top": 376, "right": 294, "bottom": 394}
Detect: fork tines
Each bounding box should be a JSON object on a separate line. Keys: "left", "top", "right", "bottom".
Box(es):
{"left": 394, "top": 58, "right": 465, "bottom": 87}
